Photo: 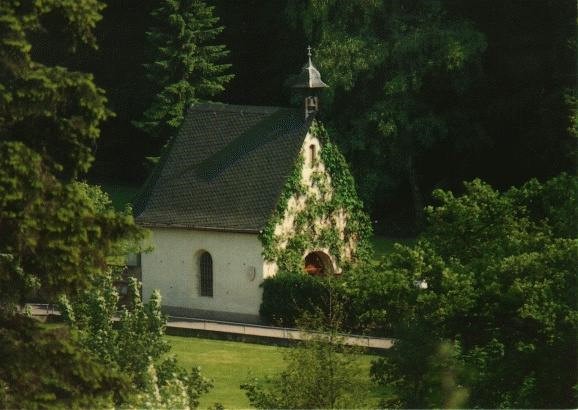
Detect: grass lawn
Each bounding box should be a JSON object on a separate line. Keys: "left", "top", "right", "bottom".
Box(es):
{"left": 370, "top": 236, "right": 416, "bottom": 259}
{"left": 167, "top": 335, "right": 387, "bottom": 409}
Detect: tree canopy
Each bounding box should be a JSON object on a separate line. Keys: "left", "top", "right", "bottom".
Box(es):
{"left": 365, "top": 174, "right": 578, "bottom": 408}
{"left": 60, "top": 273, "right": 212, "bottom": 408}
{"left": 243, "top": 304, "right": 368, "bottom": 409}
{"left": 286, "top": 0, "right": 487, "bottom": 229}
{"left": 79, "top": 0, "right": 574, "bottom": 233}
{"left": 135, "top": 0, "right": 233, "bottom": 146}
{"left": 0, "top": 0, "right": 143, "bottom": 406}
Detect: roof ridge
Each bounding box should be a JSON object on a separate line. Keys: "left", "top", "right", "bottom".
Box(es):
{"left": 135, "top": 104, "right": 311, "bottom": 231}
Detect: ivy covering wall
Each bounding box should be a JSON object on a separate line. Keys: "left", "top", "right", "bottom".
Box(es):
{"left": 259, "top": 121, "right": 372, "bottom": 275}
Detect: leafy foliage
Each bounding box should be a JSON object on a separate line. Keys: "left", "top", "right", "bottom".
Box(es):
{"left": 0, "top": 155, "right": 142, "bottom": 403}
{"left": 260, "top": 272, "right": 329, "bottom": 327}
{"left": 60, "top": 274, "right": 212, "bottom": 408}
{"left": 136, "top": 0, "right": 233, "bottom": 143}
{"left": 366, "top": 175, "right": 578, "bottom": 408}
{"left": 0, "top": 1, "right": 147, "bottom": 405}
{"left": 0, "top": 314, "right": 129, "bottom": 408}
{"left": 242, "top": 303, "right": 368, "bottom": 409}
{"left": 259, "top": 121, "right": 372, "bottom": 275}
{"left": 0, "top": 0, "right": 142, "bottom": 311}
{"left": 0, "top": 143, "right": 142, "bottom": 310}
{"left": 288, "top": 0, "right": 486, "bottom": 228}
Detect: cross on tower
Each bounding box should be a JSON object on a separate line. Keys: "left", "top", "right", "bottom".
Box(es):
{"left": 292, "top": 45, "right": 327, "bottom": 119}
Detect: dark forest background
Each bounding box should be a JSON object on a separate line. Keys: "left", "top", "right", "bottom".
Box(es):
{"left": 52, "top": 0, "right": 576, "bottom": 235}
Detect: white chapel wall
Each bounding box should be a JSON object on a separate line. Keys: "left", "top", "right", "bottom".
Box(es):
{"left": 263, "top": 130, "right": 350, "bottom": 278}
{"left": 141, "top": 227, "right": 264, "bottom": 322}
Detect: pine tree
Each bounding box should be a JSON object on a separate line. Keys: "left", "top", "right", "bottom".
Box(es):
{"left": 137, "top": 0, "right": 233, "bottom": 143}
{"left": 0, "top": 0, "right": 144, "bottom": 406}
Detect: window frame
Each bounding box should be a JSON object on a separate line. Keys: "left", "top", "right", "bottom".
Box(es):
{"left": 309, "top": 144, "right": 316, "bottom": 165}
{"left": 199, "top": 251, "right": 213, "bottom": 297}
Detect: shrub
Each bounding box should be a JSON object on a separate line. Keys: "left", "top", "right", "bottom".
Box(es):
{"left": 59, "top": 273, "right": 212, "bottom": 408}
{"left": 244, "top": 304, "right": 368, "bottom": 409}
{"left": 260, "top": 273, "right": 333, "bottom": 327}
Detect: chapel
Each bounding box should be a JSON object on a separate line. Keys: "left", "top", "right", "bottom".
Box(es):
{"left": 133, "top": 50, "right": 369, "bottom": 323}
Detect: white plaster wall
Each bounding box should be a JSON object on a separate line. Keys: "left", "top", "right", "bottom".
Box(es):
{"left": 267, "top": 131, "right": 352, "bottom": 276}
{"left": 141, "top": 228, "right": 264, "bottom": 316}
{"left": 274, "top": 131, "right": 330, "bottom": 242}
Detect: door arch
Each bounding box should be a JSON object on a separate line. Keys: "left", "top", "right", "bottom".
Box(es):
{"left": 304, "top": 251, "right": 333, "bottom": 276}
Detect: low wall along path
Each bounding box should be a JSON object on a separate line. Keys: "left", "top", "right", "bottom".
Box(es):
{"left": 28, "top": 304, "right": 393, "bottom": 350}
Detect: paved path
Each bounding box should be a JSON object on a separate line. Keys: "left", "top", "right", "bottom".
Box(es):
{"left": 168, "top": 317, "right": 393, "bottom": 349}
{"left": 28, "top": 304, "right": 393, "bottom": 350}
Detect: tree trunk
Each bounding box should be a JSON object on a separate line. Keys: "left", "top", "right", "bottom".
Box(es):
{"left": 407, "top": 155, "right": 425, "bottom": 231}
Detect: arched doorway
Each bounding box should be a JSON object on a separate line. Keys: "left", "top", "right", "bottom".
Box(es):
{"left": 304, "top": 251, "right": 333, "bottom": 276}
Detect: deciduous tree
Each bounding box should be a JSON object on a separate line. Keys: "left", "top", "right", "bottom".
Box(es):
{"left": 243, "top": 294, "right": 368, "bottom": 409}
{"left": 60, "top": 272, "right": 212, "bottom": 409}
{"left": 288, "top": 0, "right": 486, "bottom": 229}
{"left": 366, "top": 175, "right": 578, "bottom": 408}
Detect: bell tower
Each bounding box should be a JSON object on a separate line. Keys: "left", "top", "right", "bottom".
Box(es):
{"left": 291, "top": 46, "right": 328, "bottom": 119}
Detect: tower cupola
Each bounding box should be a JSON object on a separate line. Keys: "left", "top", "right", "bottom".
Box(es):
{"left": 292, "top": 46, "right": 328, "bottom": 119}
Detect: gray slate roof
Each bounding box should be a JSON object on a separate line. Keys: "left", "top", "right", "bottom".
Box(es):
{"left": 134, "top": 104, "right": 311, "bottom": 233}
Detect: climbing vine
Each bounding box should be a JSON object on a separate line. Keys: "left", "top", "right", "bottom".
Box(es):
{"left": 258, "top": 121, "right": 372, "bottom": 275}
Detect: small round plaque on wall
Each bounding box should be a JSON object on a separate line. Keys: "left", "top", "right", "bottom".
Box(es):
{"left": 247, "top": 266, "right": 256, "bottom": 281}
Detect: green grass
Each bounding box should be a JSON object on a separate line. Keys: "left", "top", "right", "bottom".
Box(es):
{"left": 167, "top": 335, "right": 387, "bottom": 409}
{"left": 370, "top": 236, "right": 417, "bottom": 259}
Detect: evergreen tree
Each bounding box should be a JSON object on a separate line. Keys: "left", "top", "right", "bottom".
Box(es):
{"left": 0, "top": 0, "right": 144, "bottom": 405}
{"left": 136, "top": 0, "right": 233, "bottom": 145}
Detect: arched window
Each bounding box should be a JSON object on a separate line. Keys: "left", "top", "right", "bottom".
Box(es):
{"left": 199, "top": 252, "right": 213, "bottom": 297}
{"left": 309, "top": 144, "right": 316, "bottom": 165}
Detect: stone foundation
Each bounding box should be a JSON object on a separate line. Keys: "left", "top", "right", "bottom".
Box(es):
{"left": 162, "top": 305, "right": 262, "bottom": 324}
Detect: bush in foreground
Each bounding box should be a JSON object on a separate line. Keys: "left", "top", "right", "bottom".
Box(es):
{"left": 368, "top": 175, "right": 578, "bottom": 408}
{"left": 60, "top": 274, "right": 212, "bottom": 409}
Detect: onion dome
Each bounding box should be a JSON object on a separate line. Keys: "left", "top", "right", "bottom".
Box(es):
{"left": 292, "top": 46, "right": 328, "bottom": 90}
